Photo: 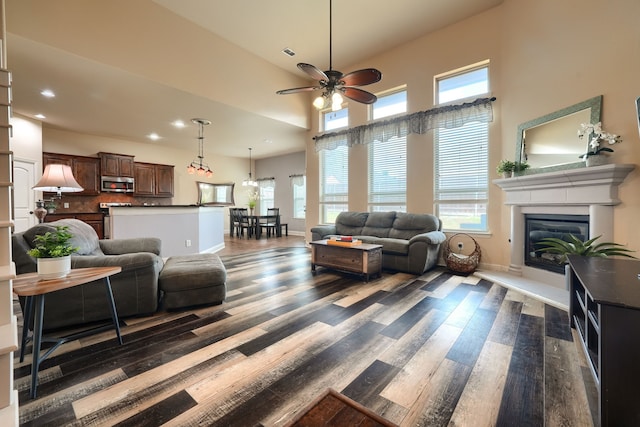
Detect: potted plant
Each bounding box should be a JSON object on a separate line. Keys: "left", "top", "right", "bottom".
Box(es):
{"left": 536, "top": 234, "right": 636, "bottom": 264}
{"left": 578, "top": 122, "right": 622, "bottom": 167}
{"left": 45, "top": 200, "right": 57, "bottom": 214}
{"left": 496, "top": 159, "right": 515, "bottom": 178}
{"left": 513, "top": 161, "right": 530, "bottom": 175}
{"left": 27, "top": 225, "right": 78, "bottom": 279}
{"left": 247, "top": 191, "right": 259, "bottom": 215}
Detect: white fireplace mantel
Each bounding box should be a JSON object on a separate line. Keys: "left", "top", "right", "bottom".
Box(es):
{"left": 494, "top": 163, "right": 635, "bottom": 286}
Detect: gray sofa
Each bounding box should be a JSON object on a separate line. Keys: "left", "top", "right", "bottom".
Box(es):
{"left": 311, "top": 211, "right": 446, "bottom": 275}
{"left": 12, "top": 219, "right": 164, "bottom": 330}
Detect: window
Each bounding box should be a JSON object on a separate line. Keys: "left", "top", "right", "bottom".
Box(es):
{"left": 320, "top": 108, "right": 349, "bottom": 223}
{"left": 258, "top": 178, "right": 274, "bottom": 215}
{"left": 292, "top": 175, "right": 306, "bottom": 219}
{"left": 434, "top": 63, "right": 489, "bottom": 231}
{"left": 368, "top": 90, "right": 407, "bottom": 212}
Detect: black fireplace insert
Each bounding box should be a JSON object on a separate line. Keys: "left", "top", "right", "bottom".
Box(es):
{"left": 525, "top": 214, "right": 589, "bottom": 274}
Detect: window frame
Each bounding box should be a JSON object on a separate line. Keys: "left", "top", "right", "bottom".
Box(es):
{"left": 434, "top": 62, "right": 490, "bottom": 232}
{"left": 367, "top": 88, "right": 408, "bottom": 213}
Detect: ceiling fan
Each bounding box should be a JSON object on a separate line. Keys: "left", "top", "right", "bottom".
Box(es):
{"left": 276, "top": 0, "right": 382, "bottom": 111}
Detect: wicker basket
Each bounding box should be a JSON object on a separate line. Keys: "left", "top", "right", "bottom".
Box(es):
{"left": 443, "top": 233, "right": 481, "bottom": 274}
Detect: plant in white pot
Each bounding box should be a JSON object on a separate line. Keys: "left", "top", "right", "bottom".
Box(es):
{"left": 27, "top": 225, "right": 78, "bottom": 279}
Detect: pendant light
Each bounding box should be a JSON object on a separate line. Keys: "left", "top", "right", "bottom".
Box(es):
{"left": 242, "top": 148, "right": 258, "bottom": 187}
{"left": 187, "top": 118, "right": 213, "bottom": 177}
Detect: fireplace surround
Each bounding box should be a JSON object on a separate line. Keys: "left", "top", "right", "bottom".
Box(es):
{"left": 495, "top": 163, "right": 635, "bottom": 288}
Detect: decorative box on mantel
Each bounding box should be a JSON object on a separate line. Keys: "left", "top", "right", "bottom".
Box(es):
{"left": 494, "top": 163, "right": 635, "bottom": 287}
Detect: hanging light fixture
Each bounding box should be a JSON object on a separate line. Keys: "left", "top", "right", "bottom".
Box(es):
{"left": 187, "top": 118, "right": 213, "bottom": 177}
{"left": 242, "top": 147, "right": 258, "bottom": 187}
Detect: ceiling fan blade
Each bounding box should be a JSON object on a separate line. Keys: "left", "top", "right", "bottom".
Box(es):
{"left": 340, "top": 68, "right": 382, "bottom": 86}
{"left": 298, "top": 63, "right": 329, "bottom": 81}
{"left": 342, "top": 87, "right": 378, "bottom": 104}
{"left": 276, "top": 86, "right": 321, "bottom": 95}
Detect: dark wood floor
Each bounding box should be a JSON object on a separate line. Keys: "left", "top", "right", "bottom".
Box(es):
{"left": 14, "top": 235, "right": 597, "bottom": 426}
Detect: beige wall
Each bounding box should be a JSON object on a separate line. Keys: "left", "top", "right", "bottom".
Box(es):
{"left": 305, "top": 0, "right": 640, "bottom": 270}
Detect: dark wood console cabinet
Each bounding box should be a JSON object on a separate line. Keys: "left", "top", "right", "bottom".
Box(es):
{"left": 567, "top": 255, "right": 640, "bottom": 426}
{"left": 43, "top": 152, "right": 100, "bottom": 196}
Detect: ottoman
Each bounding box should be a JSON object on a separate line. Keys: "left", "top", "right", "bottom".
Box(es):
{"left": 159, "top": 253, "right": 227, "bottom": 310}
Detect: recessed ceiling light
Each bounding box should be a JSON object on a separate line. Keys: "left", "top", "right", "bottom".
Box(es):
{"left": 40, "top": 89, "right": 55, "bottom": 98}
{"left": 35, "top": 113, "right": 46, "bottom": 119}
{"left": 263, "top": 138, "right": 272, "bottom": 144}
{"left": 148, "top": 133, "right": 160, "bottom": 140}
{"left": 172, "top": 120, "right": 186, "bottom": 128}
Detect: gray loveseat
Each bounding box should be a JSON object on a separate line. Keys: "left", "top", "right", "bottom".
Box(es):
{"left": 311, "top": 211, "right": 446, "bottom": 275}
{"left": 12, "top": 218, "right": 164, "bottom": 330}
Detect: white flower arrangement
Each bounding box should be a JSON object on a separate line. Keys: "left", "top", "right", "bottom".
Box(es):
{"left": 577, "top": 122, "right": 622, "bottom": 158}
{"left": 248, "top": 191, "right": 259, "bottom": 209}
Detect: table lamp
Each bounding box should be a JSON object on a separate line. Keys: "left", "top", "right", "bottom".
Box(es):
{"left": 32, "top": 164, "right": 84, "bottom": 223}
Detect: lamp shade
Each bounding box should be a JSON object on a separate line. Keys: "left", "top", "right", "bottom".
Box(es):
{"left": 33, "top": 164, "right": 84, "bottom": 194}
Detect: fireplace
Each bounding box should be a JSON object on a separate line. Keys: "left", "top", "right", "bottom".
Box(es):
{"left": 525, "top": 214, "right": 589, "bottom": 274}
{"left": 494, "top": 163, "right": 634, "bottom": 289}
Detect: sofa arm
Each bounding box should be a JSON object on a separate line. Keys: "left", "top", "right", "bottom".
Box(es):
{"left": 409, "top": 230, "right": 447, "bottom": 246}
{"left": 71, "top": 252, "right": 164, "bottom": 273}
{"left": 310, "top": 224, "right": 337, "bottom": 241}
{"left": 99, "top": 238, "right": 162, "bottom": 256}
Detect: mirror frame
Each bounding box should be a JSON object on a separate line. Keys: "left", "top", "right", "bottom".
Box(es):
{"left": 516, "top": 95, "right": 602, "bottom": 173}
{"left": 196, "top": 181, "right": 235, "bottom": 206}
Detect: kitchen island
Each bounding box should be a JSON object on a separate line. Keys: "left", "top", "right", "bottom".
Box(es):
{"left": 109, "top": 205, "right": 224, "bottom": 257}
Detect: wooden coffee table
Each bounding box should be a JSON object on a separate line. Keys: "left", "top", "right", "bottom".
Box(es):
{"left": 310, "top": 240, "right": 383, "bottom": 281}
{"left": 13, "top": 266, "right": 123, "bottom": 398}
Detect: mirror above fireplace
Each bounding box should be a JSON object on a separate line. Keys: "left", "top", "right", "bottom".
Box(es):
{"left": 516, "top": 95, "right": 602, "bottom": 173}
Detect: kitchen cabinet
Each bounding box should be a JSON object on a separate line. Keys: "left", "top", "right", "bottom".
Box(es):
{"left": 45, "top": 212, "right": 104, "bottom": 239}
{"left": 134, "top": 162, "right": 174, "bottom": 197}
{"left": 99, "top": 152, "right": 134, "bottom": 177}
{"left": 43, "top": 152, "right": 100, "bottom": 196}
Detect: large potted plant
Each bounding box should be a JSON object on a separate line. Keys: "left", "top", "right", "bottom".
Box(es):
{"left": 536, "top": 234, "right": 636, "bottom": 290}
{"left": 27, "top": 225, "right": 78, "bottom": 279}
{"left": 536, "top": 234, "right": 636, "bottom": 263}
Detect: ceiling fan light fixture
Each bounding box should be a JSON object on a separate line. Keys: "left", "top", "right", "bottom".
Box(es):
{"left": 313, "top": 94, "right": 327, "bottom": 110}
{"left": 276, "top": 0, "right": 382, "bottom": 109}
{"left": 331, "top": 92, "right": 343, "bottom": 111}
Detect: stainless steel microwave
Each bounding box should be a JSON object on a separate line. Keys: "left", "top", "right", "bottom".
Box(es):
{"left": 101, "top": 176, "right": 135, "bottom": 193}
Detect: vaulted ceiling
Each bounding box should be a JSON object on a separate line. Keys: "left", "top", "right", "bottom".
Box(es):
{"left": 5, "top": 0, "right": 502, "bottom": 158}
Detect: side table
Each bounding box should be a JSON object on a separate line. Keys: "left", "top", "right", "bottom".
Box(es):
{"left": 13, "top": 266, "right": 123, "bottom": 399}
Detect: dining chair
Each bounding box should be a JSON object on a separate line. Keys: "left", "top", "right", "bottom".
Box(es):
{"left": 237, "top": 208, "right": 253, "bottom": 238}
{"left": 259, "top": 208, "right": 279, "bottom": 238}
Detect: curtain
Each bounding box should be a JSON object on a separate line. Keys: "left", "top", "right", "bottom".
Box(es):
{"left": 314, "top": 96, "right": 496, "bottom": 152}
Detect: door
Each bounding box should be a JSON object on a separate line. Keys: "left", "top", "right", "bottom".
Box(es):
{"left": 13, "top": 159, "right": 37, "bottom": 232}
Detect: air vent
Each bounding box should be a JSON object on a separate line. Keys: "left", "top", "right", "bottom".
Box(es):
{"left": 282, "top": 47, "right": 295, "bottom": 57}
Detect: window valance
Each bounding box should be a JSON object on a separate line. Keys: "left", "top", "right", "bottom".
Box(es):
{"left": 314, "top": 96, "right": 496, "bottom": 152}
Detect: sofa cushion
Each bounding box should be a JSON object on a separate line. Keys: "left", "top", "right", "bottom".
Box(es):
{"left": 56, "top": 219, "right": 103, "bottom": 255}
{"left": 389, "top": 213, "right": 440, "bottom": 240}
{"left": 335, "top": 211, "right": 368, "bottom": 236}
{"left": 361, "top": 211, "right": 396, "bottom": 238}
{"left": 356, "top": 236, "right": 409, "bottom": 255}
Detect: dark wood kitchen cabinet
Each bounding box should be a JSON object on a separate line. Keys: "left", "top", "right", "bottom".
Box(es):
{"left": 99, "top": 152, "right": 134, "bottom": 177}
{"left": 134, "top": 162, "right": 174, "bottom": 197}
{"left": 42, "top": 152, "right": 100, "bottom": 196}
{"left": 45, "top": 212, "right": 104, "bottom": 239}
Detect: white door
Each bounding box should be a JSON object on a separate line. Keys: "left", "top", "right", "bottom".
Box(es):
{"left": 13, "top": 159, "right": 37, "bottom": 232}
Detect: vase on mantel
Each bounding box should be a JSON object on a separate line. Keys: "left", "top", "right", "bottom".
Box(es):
{"left": 585, "top": 154, "right": 608, "bottom": 167}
